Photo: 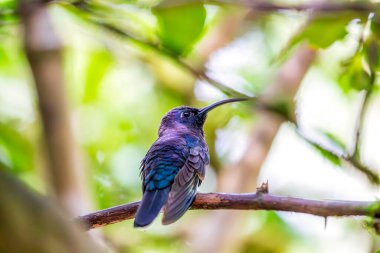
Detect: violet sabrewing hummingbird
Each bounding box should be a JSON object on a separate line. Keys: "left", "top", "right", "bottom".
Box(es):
{"left": 134, "top": 98, "right": 248, "bottom": 228}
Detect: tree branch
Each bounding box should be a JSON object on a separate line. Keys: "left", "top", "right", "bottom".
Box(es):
{"left": 62, "top": 2, "right": 249, "bottom": 98}
{"left": 352, "top": 89, "right": 372, "bottom": 159}
{"left": 61, "top": 3, "right": 380, "bottom": 184}
{"left": 294, "top": 127, "right": 380, "bottom": 184}
{"left": 99, "top": 21, "right": 248, "bottom": 98}
{"left": 77, "top": 192, "right": 380, "bottom": 230}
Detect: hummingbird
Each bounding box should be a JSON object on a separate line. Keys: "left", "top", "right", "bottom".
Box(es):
{"left": 134, "top": 98, "right": 248, "bottom": 228}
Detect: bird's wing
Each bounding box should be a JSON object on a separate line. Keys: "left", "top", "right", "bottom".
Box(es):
{"left": 162, "top": 145, "right": 209, "bottom": 225}
{"left": 140, "top": 137, "right": 189, "bottom": 191}
{"left": 135, "top": 138, "right": 189, "bottom": 228}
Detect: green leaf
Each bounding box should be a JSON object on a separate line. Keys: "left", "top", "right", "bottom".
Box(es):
{"left": 364, "top": 35, "right": 380, "bottom": 72}
{"left": 365, "top": 17, "right": 380, "bottom": 73}
{"left": 290, "top": 13, "right": 360, "bottom": 49}
{"left": 339, "top": 53, "right": 371, "bottom": 92}
{"left": 319, "top": 130, "right": 347, "bottom": 152}
{"left": 311, "top": 142, "right": 342, "bottom": 167}
{"left": 153, "top": 1, "right": 206, "bottom": 55}
{"left": 366, "top": 201, "right": 380, "bottom": 216}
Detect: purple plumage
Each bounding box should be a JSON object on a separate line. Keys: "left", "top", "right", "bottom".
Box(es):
{"left": 134, "top": 98, "right": 247, "bottom": 228}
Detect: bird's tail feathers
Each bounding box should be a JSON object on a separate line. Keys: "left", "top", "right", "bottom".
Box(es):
{"left": 134, "top": 188, "right": 170, "bottom": 228}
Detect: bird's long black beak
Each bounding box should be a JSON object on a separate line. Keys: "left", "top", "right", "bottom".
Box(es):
{"left": 198, "top": 98, "right": 249, "bottom": 117}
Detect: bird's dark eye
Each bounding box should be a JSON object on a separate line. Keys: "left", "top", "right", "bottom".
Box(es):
{"left": 181, "top": 112, "right": 191, "bottom": 118}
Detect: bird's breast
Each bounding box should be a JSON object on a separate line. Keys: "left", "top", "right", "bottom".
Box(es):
{"left": 183, "top": 134, "right": 205, "bottom": 149}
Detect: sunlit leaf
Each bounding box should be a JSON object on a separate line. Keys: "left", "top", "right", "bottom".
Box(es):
{"left": 0, "top": 123, "right": 34, "bottom": 173}
{"left": 319, "top": 130, "right": 347, "bottom": 152}
{"left": 365, "top": 17, "right": 380, "bottom": 73}
{"left": 0, "top": 0, "right": 17, "bottom": 24}
{"left": 153, "top": 1, "right": 206, "bottom": 55}
{"left": 339, "top": 53, "right": 371, "bottom": 92}
{"left": 290, "top": 13, "right": 361, "bottom": 49}
{"left": 364, "top": 35, "right": 380, "bottom": 72}
{"left": 82, "top": 49, "right": 113, "bottom": 103}
{"left": 311, "top": 142, "right": 342, "bottom": 167}
{"left": 0, "top": 37, "right": 25, "bottom": 76}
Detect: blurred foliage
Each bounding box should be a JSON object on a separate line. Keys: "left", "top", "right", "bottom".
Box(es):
{"left": 153, "top": 1, "right": 206, "bottom": 55}
{"left": 339, "top": 52, "right": 371, "bottom": 92}
{"left": 289, "top": 12, "right": 362, "bottom": 49}
{"left": 1, "top": 0, "right": 380, "bottom": 252}
{"left": 310, "top": 142, "right": 342, "bottom": 167}
{"left": 0, "top": 123, "right": 34, "bottom": 173}
{"left": 242, "top": 212, "right": 300, "bottom": 253}
{"left": 319, "top": 130, "right": 347, "bottom": 152}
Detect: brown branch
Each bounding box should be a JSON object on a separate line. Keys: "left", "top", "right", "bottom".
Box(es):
{"left": 186, "top": 45, "right": 316, "bottom": 253}
{"left": 77, "top": 192, "right": 379, "bottom": 230}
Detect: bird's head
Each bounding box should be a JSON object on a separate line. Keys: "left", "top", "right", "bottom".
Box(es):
{"left": 158, "top": 98, "right": 248, "bottom": 136}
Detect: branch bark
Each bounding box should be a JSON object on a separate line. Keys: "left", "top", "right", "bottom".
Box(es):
{"left": 77, "top": 192, "right": 379, "bottom": 230}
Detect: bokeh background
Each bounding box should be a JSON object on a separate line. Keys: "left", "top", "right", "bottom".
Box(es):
{"left": 1, "top": 0, "right": 380, "bottom": 252}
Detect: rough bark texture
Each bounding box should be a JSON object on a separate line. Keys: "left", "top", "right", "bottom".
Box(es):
{"left": 77, "top": 191, "right": 378, "bottom": 230}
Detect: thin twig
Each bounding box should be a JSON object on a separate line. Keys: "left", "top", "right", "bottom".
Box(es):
{"left": 77, "top": 192, "right": 380, "bottom": 230}
{"left": 351, "top": 19, "right": 375, "bottom": 160}
{"left": 65, "top": 2, "right": 249, "bottom": 98}
{"left": 352, "top": 87, "right": 373, "bottom": 159}
{"left": 295, "top": 127, "right": 380, "bottom": 184}
{"left": 101, "top": 22, "right": 248, "bottom": 97}
{"left": 345, "top": 155, "right": 380, "bottom": 184}
{"left": 64, "top": 0, "right": 380, "bottom": 185}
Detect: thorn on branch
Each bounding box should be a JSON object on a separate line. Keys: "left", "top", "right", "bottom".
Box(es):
{"left": 256, "top": 180, "right": 269, "bottom": 194}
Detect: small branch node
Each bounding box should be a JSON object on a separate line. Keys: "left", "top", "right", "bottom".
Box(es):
{"left": 256, "top": 180, "right": 269, "bottom": 194}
